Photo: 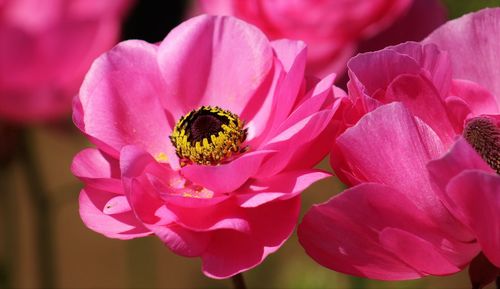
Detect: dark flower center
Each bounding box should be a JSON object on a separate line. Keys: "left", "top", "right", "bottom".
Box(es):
{"left": 170, "top": 106, "right": 247, "bottom": 166}
{"left": 463, "top": 117, "right": 500, "bottom": 174}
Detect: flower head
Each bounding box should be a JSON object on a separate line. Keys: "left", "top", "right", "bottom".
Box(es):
{"left": 299, "top": 8, "right": 500, "bottom": 287}
{"left": 193, "top": 0, "right": 446, "bottom": 77}
{"left": 72, "top": 15, "right": 344, "bottom": 278}
{"left": 0, "top": 0, "right": 132, "bottom": 123}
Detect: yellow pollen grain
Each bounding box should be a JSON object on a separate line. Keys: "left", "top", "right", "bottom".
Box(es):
{"left": 155, "top": 152, "right": 169, "bottom": 162}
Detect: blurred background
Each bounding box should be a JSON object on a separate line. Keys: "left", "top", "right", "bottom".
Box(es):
{"left": 1, "top": 0, "right": 499, "bottom": 288}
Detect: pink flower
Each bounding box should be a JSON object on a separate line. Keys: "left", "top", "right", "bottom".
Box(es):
{"left": 0, "top": 0, "right": 132, "bottom": 123}
{"left": 71, "top": 15, "right": 344, "bottom": 278}
{"left": 298, "top": 8, "right": 500, "bottom": 287}
{"left": 193, "top": 0, "right": 446, "bottom": 77}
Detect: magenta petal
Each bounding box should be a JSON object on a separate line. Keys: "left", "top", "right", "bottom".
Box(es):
{"left": 181, "top": 150, "right": 275, "bottom": 193}
{"left": 446, "top": 171, "right": 500, "bottom": 267}
{"left": 78, "top": 40, "right": 170, "bottom": 156}
{"left": 337, "top": 102, "right": 445, "bottom": 211}
{"left": 103, "top": 195, "right": 131, "bottom": 215}
{"left": 201, "top": 230, "right": 264, "bottom": 279}
{"left": 157, "top": 15, "right": 273, "bottom": 118}
{"left": 380, "top": 228, "right": 461, "bottom": 275}
{"left": 79, "top": 188, "right": 151, "bottom": 240}
{"left": 165, "top": 198, "right": 250, "bottom": 233}
{"left": 387, "top": 42, "right": 452, "bottom": 97}
{"left": 384, "top": 74, "right": 456, "bottom": 145}
{"left": 424, "top": 8, "right": 500, "bottom": 103}
{"left": 245, "top": 196, "right": 301, "bottom": 249}
{"left": 257, "top": 109, "right": 334, "bottom": 177}
{"left": 237, "top": 170, "right": 331, "bottom": 208}
{"left": 71, "top": 148, "right": 122, "bottom": 192}
{"left": 347, "top": 48, "right": 421, "bottom": 100}
{"left": 450, "top": 79, "right": 500, "bottom": 116}
{"left": 148, "top": 223, "right": 211, "bottom": 257}
{"left": 266, "top": 39, "right": 308, "bottom": 128}
{"left": 427, "top": 138, "right": 494, "bottom": 193}
{"left": 299, "top": 183, "right": 425, "bottom": 280}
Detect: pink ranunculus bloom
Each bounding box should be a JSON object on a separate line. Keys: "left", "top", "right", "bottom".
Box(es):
{"left": 193, "top": 0, "right": 446, "bottom": 77}
{"left": 0, "top": 0, "right": 132, "bottom": 123}
{"left": 71, "top": 15, "right": 345, "bottom": 278}
{"left": 298, "top": 8, "right": 500, "bottom": 287}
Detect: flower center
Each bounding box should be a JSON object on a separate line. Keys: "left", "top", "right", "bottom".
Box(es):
{"left": 170, "top": 106, "right": 247, "bottom": 166}
{"left": 463, "top": 117, "right": 500, "bottom": 174}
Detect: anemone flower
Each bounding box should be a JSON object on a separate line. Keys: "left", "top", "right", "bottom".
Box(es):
{"left": 72, "top": 15, "right": 345, "bottom": 279}
{"left": 0, "top": 0, "right": 132, "bottom": 122}
{"left": 192, "top": 0, "right": 446, "bottom": 77}
{"left": 299, "top": 8, "right": 500, "bottom": 288}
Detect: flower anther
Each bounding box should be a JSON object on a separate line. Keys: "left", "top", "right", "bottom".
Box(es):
{"left": 170, "top": 106, "right": 248, "bottom": 166}
{"left": 463, "top": 117, "right": 500, "bottom": 174}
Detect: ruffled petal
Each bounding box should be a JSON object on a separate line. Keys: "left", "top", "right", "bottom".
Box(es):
{"left": 299, "top": 182, "right": 479, "bottom": 280}
{"left": 181, "top": 150, "right": 275, "bottom": 193}
{"left": 201, "top": 230, "right": 264, "bottom": 279}
{"left": 424, "top": 8, "right": 500, "bottom": 103}
{"left": 427, "top": 138, "right": 494, "bottom": 194}
{"left": 79, "top": 188, "right": 151, "bottom": 240}
{"left": 449, "top": 79, "right": 500, "bottom": 117}
{"left": 78, "top": 40, "right": 171, "bottom": 156}
{"left": 336, "top": 102, "right": 444, "bottom": 211}
{"left": 383, "top": 73, "right": 455, "bottom": 145}
{"left": 446, "top": 171, "right": 500, "bottom": 267}
{"left": 71, "top": 148, "right": 122, "bottom": 192}
{"left": 157, "top": 15, "right": 273, "bottom": 119}
{"left": 237, "top": 170, "right": 331, "bottom": 208}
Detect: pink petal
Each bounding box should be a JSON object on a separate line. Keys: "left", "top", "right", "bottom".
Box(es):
{"left": 427, "top": 138, "right": 494, "bottom": 194}
{"left": 181, "top": 150, "right": 275, "bottom": 193}
{"left": 446, "top": 171, "right": 500, "bottom": 267}
{"left": 256, "top": 109, "right": 335, "bottom": 177}
{"left": 148, "top": 223, "right": 211, "bottom": 257}
{"left": 424, "top": 8, "right": 500, "bottom": 103}
{"left": 387, "top": 42, "right": 451, "bottom": 97}
{"left": 157, "top": 15, "right": 273, "bottom": 119}
{"left": 384, "top": 74, "right": 456, "bottom": 145}
{"left": 336, "top": 103, "right": 475, "bottom": 240}
{"left": 337, "top": 102, "right": 444, "bottom": 212}
{"left": 71, "top": 148, "right": 122, "bottom": 192}
{"left": 78, "top": 40, "right": 171, "bottom": 156}
{"left": 103, "top": 195, "right": 131, "bottom": 215}
{"left": 164, "top": 198, "right": 250, "bottom": 233}
{"left": 265, "top": 40, "right": 308, "bottom": 129}
{"left": 299, "top": 182, "right": 479, "bottom": 280}
{"left": 237, "top": 170, "right": 331, "bottom": 208}
{"left": 201, "top": 230, "right": 264, "bottom": 279}
{"left": 347, "top": 47, "right": 421, "bottom": 101}
{"left": 380, "top": 228, "right": 461, "bottom": 275}
{"left": 79, "top": 188, "right": 151, "bottom": 240}
{"left": 449, "top": 79, "right": 500, "bottom": 116}
{"left": 299, "top": 183, "right": 423, "bottom": 280}
{"left": 244, "top": 196, "right": 301, "bottom": 249}
{"left": 196, "top": 197, "right": 300, "bottom": 279}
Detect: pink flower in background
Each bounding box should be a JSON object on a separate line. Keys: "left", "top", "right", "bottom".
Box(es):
{"left": 72, "top": 15, "right": 344, "bottom": 278}
{"left": 193, "top": 0, "right": 446, "bottom": 77}
{"left": 298, "top": 8, "right": 500, "bottom": 287}
{"left": 0, "top": 0, "right": 132, "bottom": 123}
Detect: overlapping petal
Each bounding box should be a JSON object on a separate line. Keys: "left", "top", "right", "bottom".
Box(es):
{"left": 74, "top": 14, "right": 343, "bottom": 278}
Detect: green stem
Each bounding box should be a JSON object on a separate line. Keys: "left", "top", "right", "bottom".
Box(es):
{"left": 231, "top": 273, "right": 247, "bottom": 289}
{"left": 18, "top": 129, "right": 56, "bottom": 289}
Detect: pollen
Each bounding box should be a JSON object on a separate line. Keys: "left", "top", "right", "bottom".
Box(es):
{"left": 169, "top": 106, "right": 248, "bottom": 166}
{"left": 463, "top": 117, "right": 500, "bottom": 174}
